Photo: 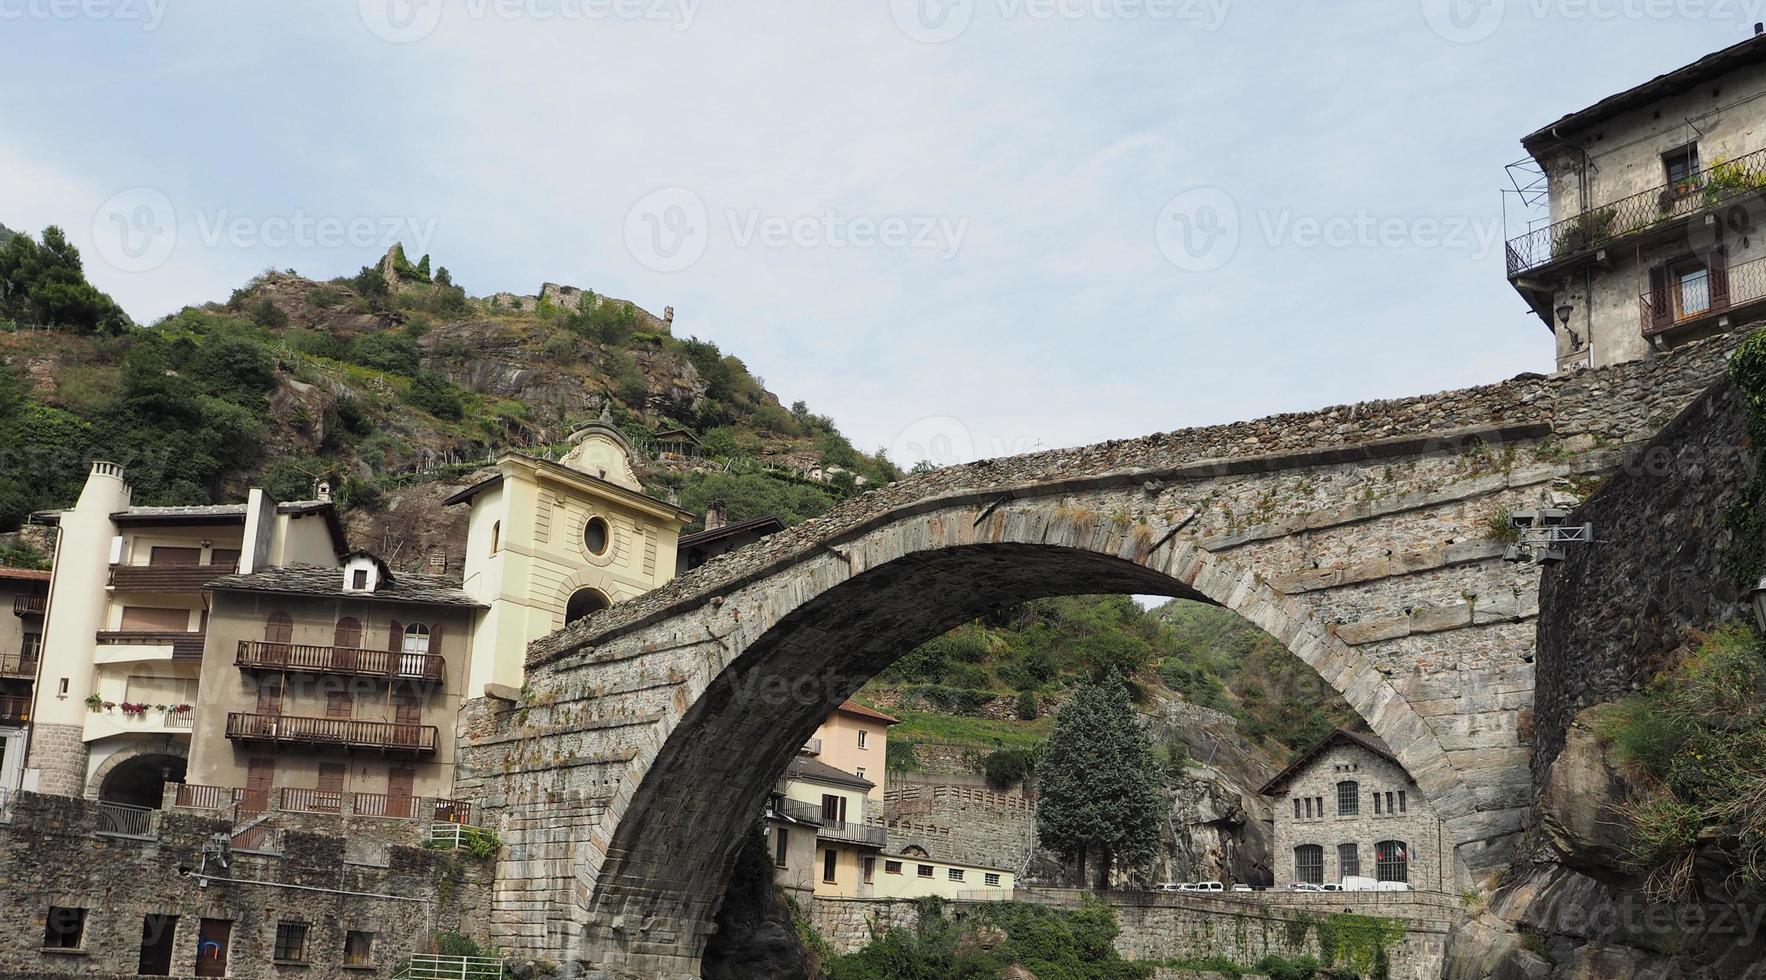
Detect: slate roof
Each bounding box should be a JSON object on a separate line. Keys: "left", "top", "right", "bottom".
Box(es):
{"left": 110, "top": 504, "right": 247, "bottom": 524}
{"left": 835, "top": 699, "right": 900, "bottom": 726}
{"left": 207, "top": 563, "right": 484, "bottom": 608}
{"left": 677, "top": 515, "right": 787, "bottom": 550}
{"left": 1258, "top": 728, "right": 1400, "bottom": 796}
{"left": 785, "top": 755, "right": 875, "bottom": 791}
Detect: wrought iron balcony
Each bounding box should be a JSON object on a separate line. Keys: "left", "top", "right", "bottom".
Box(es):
{"left": 0, "top": 694, "right": 29, "bottom": 724}
{"left": 817, "top": 819, "right": 888, "bottom": 848}
{"left": 1640, "top": 252, "right": 1766, "bottom": 337}
{"left": 12, "top": 595, "right": 45, "bottom": 616}
{"left": 1506, "top": 147, "right": 1766, "bottom": 276}
{"left": 225, "top": 712, "right": 438, "bottom": 754}
{"left": 768, "top": 797, "right": 824, "bottom": 825}
{"left": 108, "top": 562, "right": 238, "bottom": 592}
{"left": 236, "top": 640, "right": 444, "bottom": 681}
{"left": 0, "top": 650, "right": 37, "bottom": 677}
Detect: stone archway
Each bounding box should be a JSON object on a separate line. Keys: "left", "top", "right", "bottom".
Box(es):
{"left": 88, "top": 744, "right": 188, "bottom": 808}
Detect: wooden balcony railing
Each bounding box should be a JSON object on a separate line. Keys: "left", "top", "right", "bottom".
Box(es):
{"left": 95, "top": 630, "right": 205, "bottom": 660}
{"left": 12, "top": 595, "right": 45, "bottom": 616}
{"left": 0, "top": 694, "right": 29, "bottom": 724}
{"left": 108, "top": 563, "right": 237, "bottom": 592}
{"left": 0, "top": 651, "right": 37, "bottom": 677}
{"left": 225, "top": 712, "right": 438, "bottom": 754}
{"left": 235, "top": 640, "right": 444, "bottom": 681}
{"left": 175, "top": 782, "right": 470, "bottom": 823}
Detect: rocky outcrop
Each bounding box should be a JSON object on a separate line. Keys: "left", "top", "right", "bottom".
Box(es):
{"left": 1537, "top": 707, "right": 1633, "bottom": 881}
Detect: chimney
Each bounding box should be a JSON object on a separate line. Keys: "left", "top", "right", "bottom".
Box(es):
{"left": 1756, "top": 20, "right": 1763, "bottom": 33}
{"left": 705, "top": 500, "right": 727, "bottom": 531}
{"left": 315, "top": 480, "right": 333, "bottom": 503}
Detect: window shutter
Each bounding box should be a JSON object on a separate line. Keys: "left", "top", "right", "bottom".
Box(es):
{"left": 1710, "top": 248, "right": 1731, "bottom": 309}
{"left": 1649, "top": 266, "right": 1672, "bottom": 329}
{"left": 387, "top": 620, "right": 403, "bottom": 652}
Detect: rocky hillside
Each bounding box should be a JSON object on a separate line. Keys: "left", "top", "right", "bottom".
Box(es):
{"left": 0, "top": 230, "right": 898, "bottom": 566}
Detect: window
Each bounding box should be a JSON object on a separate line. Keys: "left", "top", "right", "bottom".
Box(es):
{"left": 137, "top": 914, "right": 178, "bottom": 976}
{"left": 822, "top": 849, "right": 838, "bottom": 883}
{"left": 1397, "top": 790, "right": 1407, "bottom": 814}
{"left": 565, "top": 588, "right": 611, "bottom": 624}
{"left": 210, "top": 548, "right": 241, "bottom": 569}
{"left": 490, "top": 521, "right": 500, "bottom": 554}
{"left": 1338, "top": 843, "right": 1361, "bottom": 879}
{"left": 1374, "top": 793, "right": 1383, "bottom": 815}
{"left": 1294, "top": 845, "right": 1324, "bottom": 885}
{"left": 1375, "top": 840, "right": 1409, "bottom": 883}
{"left": 1337, "top": 781, "right": 1359, "bottom": 816}
{"left": 43, "top": 906, "right": 86, "bottom": 949}
{"left": 775, "top": 828, "right": 789, "bottom": 868}
{"left": 885, "top": 860, "right": 903, "bottom": 875}
{"left": 273, "top": 922, "right": 308, "bottom": 963}
{"left": 857, "top": 729, "right": 869, "bottom": 749}
{"left": 584, "top": 516, "right": 611, "bottom": 556}
{"left": 1675, "top": 259, "right": 1712, "bottom": 317}
{"left": 821, "top": 794, "right": 847, "bottom": 824}
{"left": 948, "top": 868, "right": 964, "bottom": 882}
{"left": 264, "top": 611, "right": 293, "bottom": 644}
{"left": 343, "top": 931, "right": 374, "bottom": 967}
{"left": 1293, "top": 798, "right": 1302, "bottom": 819}
{"left": 863, "top": 857, "right": 876, "bottom": 883}
{"left": 918, "top": 864, "right": 934, "bottom": 878}
{"left": 149, "top": 546, "right": 201, "bottom": 566}
{"left": 1385, "top": 791, "right": 1396, "bottom": 815}
{"left": 333, "top": 617, "right": 362, "bottom": 650}
{"left": 985, "top": 873, "right": 1002, "bottom": 887}
{"left": 326, "top": 691, "right": 354, "bottom": 719}
{"left": 351, "top": 569, "right": 368, "bottom": 590}
{"left": 1664, "top": 143, "right": 1700, "bottom": 187}
{"left": 855, "top": 767, "right": 866, "bottom": 781}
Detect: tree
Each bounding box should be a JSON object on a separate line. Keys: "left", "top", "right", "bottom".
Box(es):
{"left": 1035, "top": 680, "right": 1164, "bottom": 888}
{"left": 0, "top": 226, "right": 131, "bottom": 334}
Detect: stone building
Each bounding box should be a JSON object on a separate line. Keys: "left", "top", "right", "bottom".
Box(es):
{"left": 1260, "top": 729, "right": 1452, "bottom": 891}
{"left": 0, "top": 565, "right": 49, "bottom": 792}
{"left": 1507, "top": 29, "right": 1766, "bottom": 371}
{"left": 182, "top": 553, "right": 483, "bottom": 816}
{"left": 22, "top": 463, "right": 344, "bottom": 803}
{"left": 444, "top": 413, "right": 693, "bottom": 696}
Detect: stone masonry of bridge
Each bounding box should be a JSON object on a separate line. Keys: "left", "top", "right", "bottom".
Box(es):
{"left": 454, "top": 331, "right": 1747, "bottom": 978}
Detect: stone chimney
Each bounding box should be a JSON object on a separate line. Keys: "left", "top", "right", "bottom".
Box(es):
{"left": 705, "top": 499, "right": 727, "bottom": 531}
{"left": 315, "top": 480, "right": 332, "bottom": 503}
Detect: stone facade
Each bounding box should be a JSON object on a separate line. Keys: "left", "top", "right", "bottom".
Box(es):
{"left": 447, "top": 331, "right": 1743, "bottom": 977}
{"left": 0, "top": 791, "right": 493, "bottom": 978}
{"left": 1265, "top": 733, "right": 1453, "bottom": 892}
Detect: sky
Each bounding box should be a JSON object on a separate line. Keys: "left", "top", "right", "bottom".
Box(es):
{"left": 3, "top": 1, "right": 1759, "bottom": 467}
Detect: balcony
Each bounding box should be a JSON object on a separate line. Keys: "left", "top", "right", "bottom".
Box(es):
{"left": 0, "top": 651, "right": 37, "bottom": 678}
{"left": 768, "top": 797, "right": 825, "bottom": 825}
{"left": 12, "top": 595, "right": 45, "bottom": 616}
{"left": 1641, "top": 252, "right": 1766, "bottom": 338}
{"left": 0, "top": 694, "right": 28, "bottom": 725}
{"left": 1506, "top": 147, "right": 1766, "bottom": 276}
{"left": 800, "top": 737, "right": 822, "bottom": 756}
{"left": 225, "top": 712, "right": 438, "bottom": 754}
{"left": 818, "top": 819, "right": 888, "bottom": 848}
{"left": 95, "top": 630, "right": 205, "bottom": 661}
{"left": 108, "top": 562, "right": 237, "bottom": 593}
{"left": 235, "top": 640, "right": 444, "bottom": 681}
{"left": 174, "top": 782, "right": 471, "bottom": 823}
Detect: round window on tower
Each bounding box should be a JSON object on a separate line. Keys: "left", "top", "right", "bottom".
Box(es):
{"left": 584, "top": 516, "right": 611, "bottom": 557}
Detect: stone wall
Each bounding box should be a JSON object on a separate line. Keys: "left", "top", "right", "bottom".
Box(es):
{"left": 0, "top": 792, "right": 493, "bottom": 979}
{"left": 1533, "top": 374, "right": 1758, "bottom": 781}
{"left": 809, "top": 890, "right": 1459, "bottom": 980}
{"left": 1270, "top": 740, "right": 1454, "bottom": 892}
{"left": 882, "top": 782, "right": 1038, "bottom": 872}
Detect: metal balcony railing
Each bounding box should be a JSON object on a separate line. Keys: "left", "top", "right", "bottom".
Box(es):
{"left": 818, "top": 819, "right": 888, "bottom": 848}
{"left": 225, "top": 712, "right": 439, "bottom": 754}
{"left": 768, "top": 798, "right": 824, "bottom": 825}
{"left": 12, "top": 594, "right": 45, "bottom": 616}
{"left": 0, "top": 694, "right": 29, "bottom": 724}
{"left": 1506, "top": 147, "right": 1766, "bottom": 275}
{"left": 236, "top": 640, "right": 444, "bottom": 681}
{"left": 394, "top": 954, "right": 504, "bottom": 979}
{"left": 95, "top": 801, "right": 155, "bottom": 838}
{"left": 0, "top": 651, "right": 36, "bottom": 677}
{"left": 1640, "top": 252, "right": 1766, "bottom": 336}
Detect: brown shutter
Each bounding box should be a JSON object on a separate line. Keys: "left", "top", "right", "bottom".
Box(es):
{"left": 425, "top": 624, "right": 443, "bottom": 680}
{"left": 387, "top": 619, "right": 402, "bottom": 652}
{"left": 1649, "top": 265, "right": 1672, "bottom": 329}
{"left": 1710, "top": 248, "right": 1731, "bottom": 309}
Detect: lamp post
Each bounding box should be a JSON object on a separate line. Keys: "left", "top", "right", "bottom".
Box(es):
{"left": 1556, "top": 302, "right": 1583, "bottom": 350}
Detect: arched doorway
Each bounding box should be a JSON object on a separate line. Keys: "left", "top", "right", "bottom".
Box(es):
{"left": 99, "top": 753, "right": 187, "bottom": 809}
{"left": 565, "top": 587, "right": 611, "bottom": 624}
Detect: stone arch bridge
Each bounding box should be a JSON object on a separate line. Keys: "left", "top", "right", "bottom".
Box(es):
{"left": 456, "top": 336, "right": 1738, "bottom": 978}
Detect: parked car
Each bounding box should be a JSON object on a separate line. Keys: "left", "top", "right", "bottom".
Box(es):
{"left": 1155, "top": 883, "right": 1182, "bottom": 893}
{"left": 1321, "top": 883, "right": 1342, "bottom": 892}
{"left": 1374, "top": 881, "right": 1412, "bottom": 892}
{"left": 1289, "top": 882, "right": 1325, "bottom": 892}
{"left": 1195, "top": 881, "right": 1224, "bottom": 892}
{"left": 1176, "top": 883, "right": 1202, "bottom": 891}
{"left": 1231, "top": 884, "right": 1254, "bottom": 892}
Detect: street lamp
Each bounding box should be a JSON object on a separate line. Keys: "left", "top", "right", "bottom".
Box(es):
{"left": 1556, "top": 303, "right": 1584, "bottom": 349}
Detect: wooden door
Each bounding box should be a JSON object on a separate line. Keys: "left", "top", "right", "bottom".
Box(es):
{"left": 263, "top": 612, "right": 293, "bottom": 664}
{"left": 386, "top": 767, "right": 415, "bottom": 819}
{"left": 120, "top": 607, "right": 189, "bottom": 632}
{"left": 193, "top": 919, "right": 230, "bottom": 977}
{"left": 255, "top": 678, "right": 283, "bottom": 719}
{"left": 317, "top": 762, "right": 346, "bottom": 813}
{"left": 392, "top": 695, "right": 421, "bottom": 749}
{"left": 149, "top": 546, "right": 201, "bottom": 566}
{"left": 241, "top": 758, "right": 274, "bottom": 816}
{"left": 332, "top": 617, "right": 361, "bottom": 671}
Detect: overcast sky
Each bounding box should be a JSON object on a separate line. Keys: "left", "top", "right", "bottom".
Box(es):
{"left": 3, "top": 2, "right": 1757, "bottom": 466}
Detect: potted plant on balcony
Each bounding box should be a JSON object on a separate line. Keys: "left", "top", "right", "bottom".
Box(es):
{"left": 84, "top": 694, "right": 104, "bottom": 712}
{"left": 119, "top": 702, "right": 149, "bottom": 717}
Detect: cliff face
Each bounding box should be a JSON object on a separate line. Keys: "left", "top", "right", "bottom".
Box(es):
{"left": 1449, "top": 375, "right": 1766, "bottom": 980}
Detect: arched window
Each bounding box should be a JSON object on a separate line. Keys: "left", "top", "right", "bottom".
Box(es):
{"left": 490, "top": 521, "right": 500, "bottom": 555}
{"left": 333, "top": 617, "right": 362, "bottom": 650}
{"left": 1337, "top": 843, "right": 1361, "bottom": 879}
{"left": 1336, "top": 780, "right": 1359, "bottom": 816}
{"left": 1375, "top": 840, "right": 1409, "bottom": 883}
{"left": 583, "top": 516, "right": 610, "bottom": 557}
{"left": 1294, "top": 844, "right": 1324, "bottom": 885}
{"left": 566, "top": 588, "right": 611, "bottom": 624}
{"left": 398, "top": 623, "right": 430, "bottom": 678}
{"left": 264, "top": 612, "right": 293, "bottom": 643}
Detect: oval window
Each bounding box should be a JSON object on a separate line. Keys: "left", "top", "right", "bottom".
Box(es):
{"left": 584, "top": 517, "right": 611, "bottom": 556}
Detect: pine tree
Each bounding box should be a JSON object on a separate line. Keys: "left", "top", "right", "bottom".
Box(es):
{"left": 1034, "top": 680, "right": 1164, "bottom": 888}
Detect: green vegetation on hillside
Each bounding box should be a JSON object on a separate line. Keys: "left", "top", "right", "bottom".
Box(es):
{"left": 0, "top": 225, "right": 132, "bottom": 335}
{"left": 825, "top": 897, "right": 1149, "bottom": 980}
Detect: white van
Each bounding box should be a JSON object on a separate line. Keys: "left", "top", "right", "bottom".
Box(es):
{"left": 1340, "top": 876, "right": 1379, "bottom": 892}
{"left": 1195, "top": 881, "right": 1224, "bottom": 892}
{"left": 1374, "top": 881, "right": 1412, "bottom": 892}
